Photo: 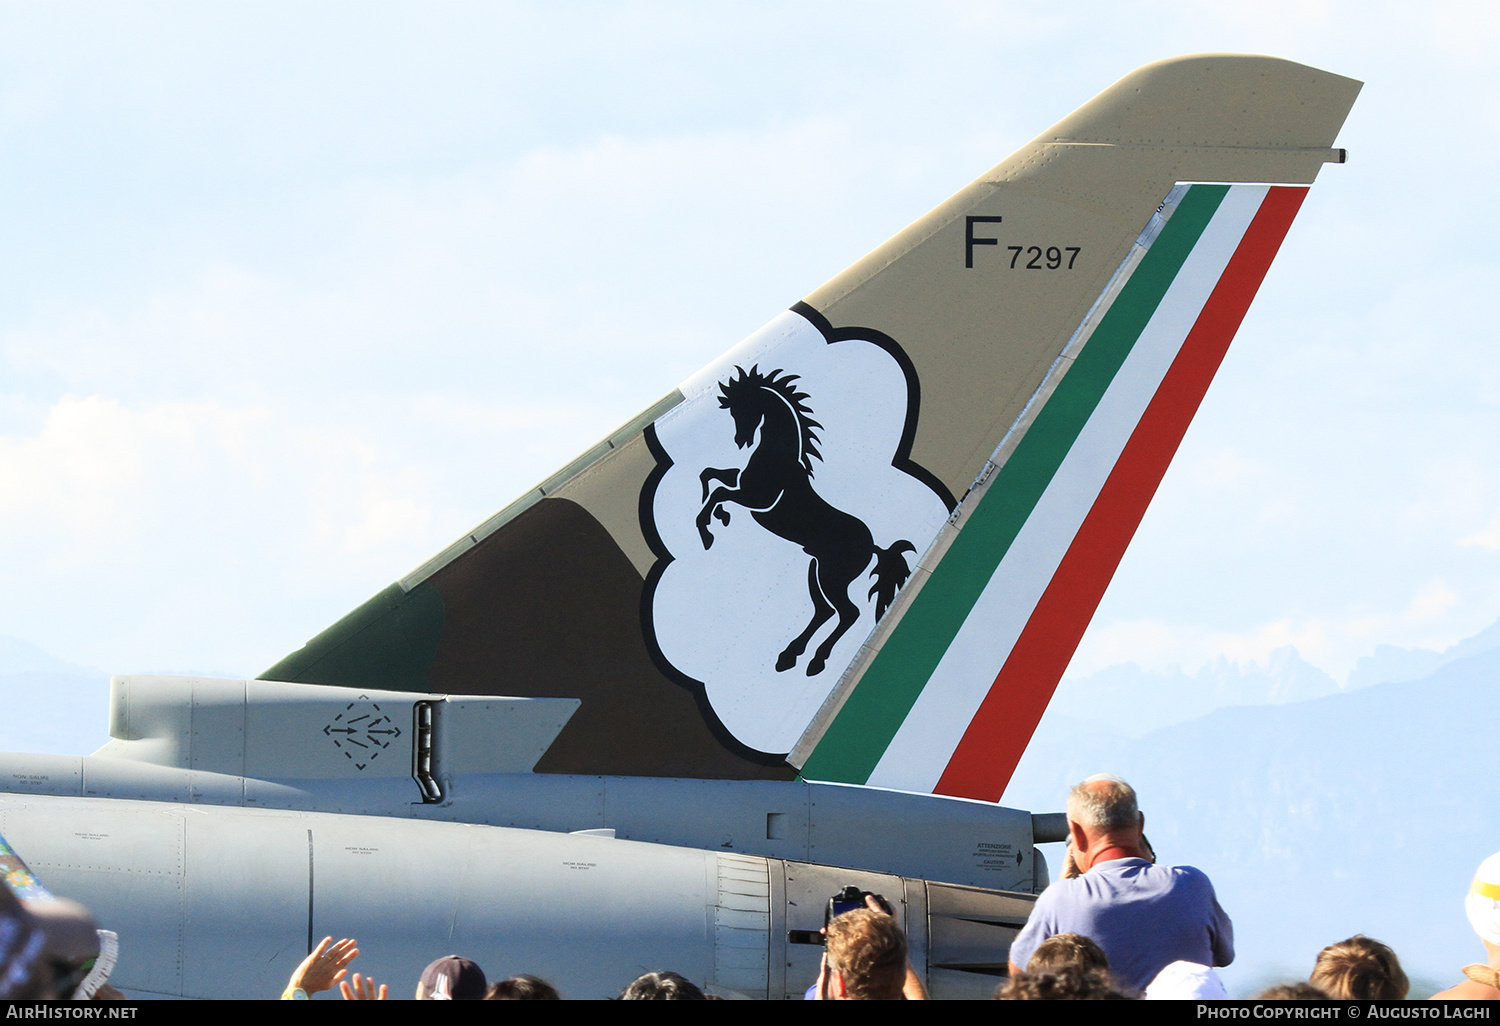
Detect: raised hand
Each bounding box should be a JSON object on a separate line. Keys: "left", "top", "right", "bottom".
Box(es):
{"left": 340, "top": 972, "right": 388, "bottom": 1001}
{"left": 288, "top": 936, "right": 359, "bottom": 995}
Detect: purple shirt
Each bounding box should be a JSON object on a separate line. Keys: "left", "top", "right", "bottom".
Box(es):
{"left": 1009, "top": 858, "right": 1234, "bottom": 992}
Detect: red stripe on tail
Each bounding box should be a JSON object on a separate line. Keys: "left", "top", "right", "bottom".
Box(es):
{"left": 933, "top": 186, "right": 1308, "bottom": 802}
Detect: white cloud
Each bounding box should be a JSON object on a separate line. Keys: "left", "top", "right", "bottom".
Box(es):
{"left": 0, "top": 393, "right": 466, "bottom": 673}
{"left": 1461, "top": 523, "right": 1500, "bottom": 551}
{"left": 0, "top": 395, "right": 263, "bottom": 570}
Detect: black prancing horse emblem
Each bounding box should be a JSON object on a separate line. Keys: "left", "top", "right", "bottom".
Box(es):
{"left": 696, "top": 365, "right": 916, "bottom": 676}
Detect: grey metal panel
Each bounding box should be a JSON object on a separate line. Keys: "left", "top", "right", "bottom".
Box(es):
{"left": 1031, "top": 811, "right": 1068, "bottom": 844}
{"left": 807, "top": 783, "right": 1035, "bottom": 892}
{"left": 88, "top": 676, "right": 581, "bottom": 803}
{"left": 245, "top": 775, "right": 416, "bottom": 815}
{"left": 19, "top": 763, "right": 1040, "bottom": 893}
{"left": 19, "top": 751, "right": 1040, "bottom": 896}
{"left": 929, "top": 913, "right": 1020, "bottom": 969}
{"left": 182, "top": 811, "right": 309, "bottom": 997}
{"left": 435, "top": 696, "right": 578, "bottom": 775}
{"left": 190, "top": 679, "right": 245, "bottom": 776}
{"left": 1, "top": 796, "right": 186, "bottom": 996}
{"left": 923, "top": 880, "right": 1035, "bottom": 1000}
{"left": 440, "top": 771, "right": 607, "bottom": 831}
{"left": 18, "top": 794, "right": 770, "bottom": 999}
{"left": 82, "top": 757, "right": 193, "bottom": 804}
{"left": 713, "top": 853, "right": 769, "bottom": 998}
{"left": 80, "top": 758, "right": 247, "bottom": 807}
{"left": 902, "top": 873, "right": 929, "bottom": 989}
{"left": 242, "top": 681, "right": 413, "bottom": 780}
{"left": 55, "top": 673, "right": 1042, "bottom": 895}
{"left": 926, "top": 881, "right": 1035, "bottom": 922}
{"left": 716, "top": 861, "right": 771, "bottom": 898}
{"left": 714, "top": 906, "right": 767, "bottom": 931}
{"left": 1033, "top": 845, "right": 1051, "bottom": 892}
{"left": 601, "top": 776, "right": 812, "bottom": 862}
{"left": 0, "top": 753, "right": 83, "bottom": 796}
{"left": 239, "top": 776, "right": 322, "bottom": 809}
{"left": 303, "top": 811, "right": 728, "bottom": 999}
{"left": 102, "top": 676, "right": 194, "bottom": 765}
{"left": 437, "top": 831, "right": 721, "bottom": 999}
{"left": 309, "top": 817, "right": 470, "bottom": 993}
{"left": 99, "top": 676, "right": 428, "bottom": 780}
{"left": 186, "top": 768, "right": 246, "bottom": 805}
{"left": 767, "top": 858, "right": 788, "bottom": 1000}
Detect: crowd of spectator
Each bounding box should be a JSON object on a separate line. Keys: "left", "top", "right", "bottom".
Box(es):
{"left": 4, "top": 773, "right": 1498, "bottom": 1000}
{"left": 281, "top": 948, "right": 696, "bottom": 1001}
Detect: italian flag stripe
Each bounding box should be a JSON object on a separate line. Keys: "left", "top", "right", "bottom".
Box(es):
{"left": 865, "top": 185, "right": 1280, "bottom": 794}
{"left": 801, "top": 184, "right": 1307, "bottom": 792}
{"left": 933, "top": 185, "right": 1308, "bottom": 801}
{"left": 800, "top": 184, "right": 1232, "bottom": 785}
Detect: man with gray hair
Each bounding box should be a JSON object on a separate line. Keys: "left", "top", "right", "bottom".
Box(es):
{"left": 1007, "top": 774, "right": 1233, "bottom": 992}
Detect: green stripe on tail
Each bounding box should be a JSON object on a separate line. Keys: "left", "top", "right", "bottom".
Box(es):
{"left": 800, "top": 184, "right": 1229, "bottom": 785}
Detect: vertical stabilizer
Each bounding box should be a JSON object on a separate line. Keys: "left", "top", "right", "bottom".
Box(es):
{"left": 263, "top": 55, "right": 1359, "bottom": 795}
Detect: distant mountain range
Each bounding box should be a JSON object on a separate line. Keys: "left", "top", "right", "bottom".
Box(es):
{"left": 0, "top": 638, "right": 250, "bottom": 757}
{"left": 0, "top": 637, "right": 111, "bottom": 756}
{"left": 1004, "top": 622, "right": 1500, "bottom": 996}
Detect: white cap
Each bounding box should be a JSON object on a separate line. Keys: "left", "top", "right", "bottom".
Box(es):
{"left": 1466, "top": 851, "right": 1500, "bottom": 947}
{"left": 1145, "top": 960, "right": 1229, "bottom": 1000}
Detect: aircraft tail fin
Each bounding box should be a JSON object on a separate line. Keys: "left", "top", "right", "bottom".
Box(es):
{"left": 262, "top": 55, "right": 1359, "bottom": 795}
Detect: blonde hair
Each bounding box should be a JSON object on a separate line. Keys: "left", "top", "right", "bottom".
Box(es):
{"left": 825, "top": 909, "right": 907, "bottom": 1000}
{"left": 1026, "top": 933, "right": 1109, "bottom": 974}
{"left": 1309, "top": 935, "right": 1408, "bottom": 1000}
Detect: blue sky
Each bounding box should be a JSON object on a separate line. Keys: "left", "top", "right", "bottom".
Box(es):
{"left": 2, "top": 0, "right": 1499, "bottom": 692}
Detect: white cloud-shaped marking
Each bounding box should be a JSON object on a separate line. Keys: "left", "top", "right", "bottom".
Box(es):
{"left": 648, "top": 311, "right": 950, "bottom": 754}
